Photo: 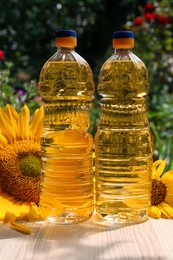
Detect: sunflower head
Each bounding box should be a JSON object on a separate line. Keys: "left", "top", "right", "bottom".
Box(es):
{"left": 0, "top": 104, "right": 44, "bottom": 203}
{"left": 151, "top": 179, "right": 166, "bottom": 206}
{"left": 148, "top": 159, "right": 173, "bottom": 219}
{"left": 19, "top": 154, "right": 41, "bottom": 178}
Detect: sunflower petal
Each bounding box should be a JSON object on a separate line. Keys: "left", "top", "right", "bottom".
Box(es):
{"left": 8, "top": 200, "right": 24, "bottom": 219}
{"left": 0, "top": 108, "right": 15, "bottom": 143}
{"left": 10, "top": 222, "right": 31, "bottom": 235}
{"left": 0, "top": 195, "right": 11, "bottom": 220}
{"left": 161, "top": 170, "right": 173, "bottom": 185}
{"left": 4, "top": 199, "right": 23, "bottom": 221}
{"left": 5, "top": 104, "right": 19, "bottom": 121}
{"left": 0, "top": 193, "right": 34, "bottom": 222}
{"left": 152, "top": 159, "right": 166, "bottom": 179}
{"left": 26, "top": 203, "right": 41, "bottom": 221}
{"left": 152, "top": 160, "right": 163, "bottom": 179}
{"left": 29, "top": 108, "right": 39, "bottom": 130}
{"left": 18, "top": 105, "right": 30, "bottom": 140}
{"left": 165, "top": 193, "right": 173, "bottom": 206}
{"left": 158, "top": 202, "right": 173, "bottom": 218}
{"left": 4, "top": 212, "right": 17, "bottom": 223}
{"left": 0, "top": 133, "right": 8, "bottom": 148}
{"left": 20, "top": 202, "right": 31, "bottom": 217}
{"left": 5, "top": 105, "right": 19, "bottom": 140}
{"left": 29, "top": 107, "right": 44, "bottom": 141}
{"left": 148, "top": 205, "right": 161, "bottom": 219}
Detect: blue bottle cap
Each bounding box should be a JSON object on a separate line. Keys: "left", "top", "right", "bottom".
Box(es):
{"left": 56, "top": 30, "right": 77, "bottom": 38}
{"left": 113, "top": 31, "right": 134, "bottom": 39}
{"left": 112, "top": 31, "right": 134, "bottom": 48}
{"left": 55, "top": 30, "right": 77, "bottom": 47}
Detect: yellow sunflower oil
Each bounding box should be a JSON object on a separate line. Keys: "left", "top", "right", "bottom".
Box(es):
{"left": 38, "top": 30, "right": 94, "bottom": 224}
{"left": 95, "top": 31, "right": 153, "bottom": 224}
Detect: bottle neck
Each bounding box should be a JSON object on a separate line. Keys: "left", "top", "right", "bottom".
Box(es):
{"left": 114, "top": 48, "right": 132, "bottom": 53}
{"left": 57, "top": 46, "right": 75, "bottom": 52}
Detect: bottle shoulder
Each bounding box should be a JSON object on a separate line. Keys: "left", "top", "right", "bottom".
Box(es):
{"left": 98, "top": 50, "right": 149, "bottom": 99}
{"left": 48, "top": 49, "right": 88, "bottom": 65}
{"left": 41, "top": 50, "right": 94, "bottom": 78}
{"left": 38, "top": 49, "right": 95, "bottom": 98}
{"left": 101, "top": 50, "right": 146, "bottom": 69}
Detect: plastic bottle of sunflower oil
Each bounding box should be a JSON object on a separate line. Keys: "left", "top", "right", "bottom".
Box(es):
{"left": 38, "top": 30, "right": 95, "bottom": 224}
{"left": 95, "top": 31, "right": 153, "bottom": 224}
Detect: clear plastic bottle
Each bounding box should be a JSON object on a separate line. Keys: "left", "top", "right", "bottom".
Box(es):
{"left": 38, "top": 30, "right": 94, "bottom": 224}
{"left": 95, "top": 31, "right": 153, "bottom": 224}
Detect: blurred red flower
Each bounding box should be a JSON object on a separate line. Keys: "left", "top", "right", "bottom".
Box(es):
{"left": 155, "top": 14, "right": 171, "bottom": 25}
{"left": 144, "top": 12, "right": 156, "bottom": 21}
{"left": 134, "top": 17, "right": 143, "bottom": 26}
{"left": 144, "top": 3, "right": 154, "bottom": 12}
{"left": 0, "top": 50, "right": 5, "bottom": 60}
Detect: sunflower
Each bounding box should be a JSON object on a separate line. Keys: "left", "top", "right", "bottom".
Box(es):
{"left": 0, "top": 104, "right": 44, "bottom": 231}
{"left": 148, "top": 159, "right": 173, "bottom": 219}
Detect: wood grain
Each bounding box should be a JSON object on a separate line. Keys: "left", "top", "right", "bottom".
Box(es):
{"left": 0, "top": 216, "right": 173, "bottom": 260}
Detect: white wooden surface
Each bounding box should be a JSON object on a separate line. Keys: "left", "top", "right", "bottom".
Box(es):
{"left": 0, "top": 215, "right": 173, "bottom": 260}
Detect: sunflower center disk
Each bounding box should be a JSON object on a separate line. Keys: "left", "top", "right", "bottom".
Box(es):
{"left": 151, "top": 179, "right": 167, "bottom": 205}
{"left": 19, "top": 154, "right": 41, "bottom": 178}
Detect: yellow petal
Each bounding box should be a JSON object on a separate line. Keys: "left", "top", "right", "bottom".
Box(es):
{"left": 29, "top": 108, "right": 39, "bottom": 130}
{"left": 26, "top": 203, "right": 41, "bottom": 221}
{"left": 158, "top": 202, "right": 173, "bottom": 218}
{"left": 5, "top": 104, "right": 19, "bottom": 121}
{"left": 0, "top": 193, "right": 34, "bottom": 222}
{"left": 161, "top": 170, "right": 173, "bottom": 185}
{"left": 4, "top": 200, "right": 23, "bottom": 221}
{"left": 0, "top": 108, "right": 15, "bottom": 143}
{"left": 4, "top": 212, "right": 16, "bottom": 222}
{"left": 10, "top": 222, "right": 31, "bottom": 235}
{"left": 20, "top": 202, "right": 31, "bottom": 216}
{"left": 152, "top": 160, "right": 162, "bottom": 179}
{"left": 29, "top": 107, "right": 44, "bottom": 141}
{"left": 152, "top": 159, "right": 166, "bottom": 179}
{"left": 148, "top": 205, "right": 161, "bottom": 219}
{"left": 5, "top": 105, "right": 19, "bottom": 140}
{"left": 0, "top": 133, "right": 8, "bottom": 148}
{"left": 0, "top": 195, "right": 12, "bottom": 220}
{"left": 18, "top": 105, "right": 30, "bottom": 140}
{"left": 165, "top": 193, "right": 173, "bottom": 205}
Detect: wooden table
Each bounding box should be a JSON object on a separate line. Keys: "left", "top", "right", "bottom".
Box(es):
{"left": 0, "top": 215, "right": 173, "bottom": 260}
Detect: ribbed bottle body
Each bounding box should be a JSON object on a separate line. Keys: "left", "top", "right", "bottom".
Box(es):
{"left": 95, "top": 54, "right": 153, "bottom": 224}
{"left": 38, "top": 55, "right": 94, "bottom": 224}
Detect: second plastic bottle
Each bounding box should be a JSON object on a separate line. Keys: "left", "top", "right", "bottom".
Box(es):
{"left": 38, "top": 30, "right": 94, "bottom": 224}
{"left": 95, "top": 31, "right": 153, "bottom": 224}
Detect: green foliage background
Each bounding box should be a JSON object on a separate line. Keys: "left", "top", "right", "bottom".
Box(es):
{"left": 0, "top": 0, "right": 173, "bottom": 164}
{"left": 0, "top": 0, "right": 140, "bottom": 78}
{"left": 124, "top": 0, "right": 173, "bottom": 166}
